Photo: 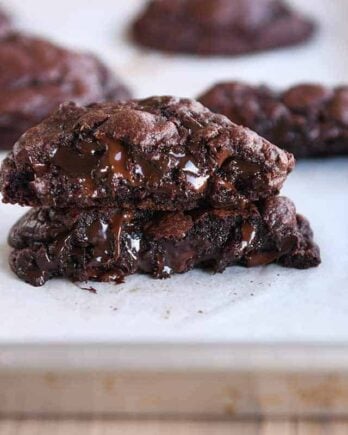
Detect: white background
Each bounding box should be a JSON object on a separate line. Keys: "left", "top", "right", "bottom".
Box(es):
{"left": 0, "top": 0, "right": 347, "bottom": 344}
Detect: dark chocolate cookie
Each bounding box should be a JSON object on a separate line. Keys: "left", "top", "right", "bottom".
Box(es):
{"left": 0, "top": 34, "right": 131, "bottom": 150}
{"left": 0, "top": 8, "right": 11, "bottom": 38}
{"left": 199, "top": 82, "right": 348, "bottom": 158}
{"left": 8, "top": 196, "right": 320, "bottom": 286}
{"left": 132, "top": 0, "right": 316, "bottom": 56}
{"left": 0, "top": 96, "right": 294, "bottom": 210}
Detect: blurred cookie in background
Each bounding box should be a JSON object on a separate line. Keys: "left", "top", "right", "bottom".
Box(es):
{"left": 132, "top": 0, "right": 316, "bottom": 56}
{"left": 0, "top": 6, "right": 12, "bottom": 38}
{"left": 0, "top": 34, "right": 131, "bottom": 150}
{"left": 199, "top": 82, "right": 348, "bottom": 158}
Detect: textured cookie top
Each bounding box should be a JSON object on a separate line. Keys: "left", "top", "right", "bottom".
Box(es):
{"left": 0, "top": 96, "right": 294, "bottom": 209}
{"left": 0, "top": 34, "right": 130, "bottom": 131}
{"left": 138, "top": 0, "right": 278, "bottom": 28}
{"left": 132, "top": 0, "right": 315, "bottom": 55}
{"left": 199, "top": 82, "right": 348, "bottom": 158}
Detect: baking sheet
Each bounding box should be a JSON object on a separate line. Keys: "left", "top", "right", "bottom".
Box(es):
{"left": 0, "top": 0, "right": 347, "bottom": 344}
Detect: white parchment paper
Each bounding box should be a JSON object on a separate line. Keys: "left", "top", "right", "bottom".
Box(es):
{"left": 0, "top": 0, "right": 347, "bottom": 343}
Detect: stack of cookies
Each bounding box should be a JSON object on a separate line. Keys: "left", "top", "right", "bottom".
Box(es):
{"left": 0, "top": 96, "right": 320, "bottom": 286}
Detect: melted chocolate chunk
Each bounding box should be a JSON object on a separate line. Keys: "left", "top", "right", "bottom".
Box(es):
{"left": 0, "top": 96, "right": 294, "bottom": 210}
{"left": 199, "top": 82, "right": 348, "bottom": 158}
{"left": 8, "top": 197, "right": 320, "bottom": 287}
{"left": 0, "top": 33, "right": 131, "bottom": 150}
{"left": 132, "top": 0, "right": 316, "bottom": 56}
{"left": 52, "top": 143, "right": 99, "bottom": 179}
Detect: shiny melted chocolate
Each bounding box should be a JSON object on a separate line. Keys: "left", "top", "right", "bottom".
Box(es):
{"left": 51, "top": 136, "right": 210, "bottom": 197}
{"left": 85, "top": 219, "right": 110, "bottom": 266}
{"left": 84, "top": 211, "right": 137, "bottom": 267}
{"left": 31, "top": 211, "right": 140, "bottom": 282}
{"left": 240, "top": 222, "right": 256, "bottom": 250}
{"left": 98, "top": 137, "right": 132, "bottom": 181}
{"left": 9, "top": 196, "right": 307, "bottom": 287}
{"left": 226, "top": 158, "right": 263, "bottom": 187}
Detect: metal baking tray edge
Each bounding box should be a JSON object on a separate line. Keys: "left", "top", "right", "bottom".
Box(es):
{"left": 1, "top": 342, "right": 348, "bottom": 418}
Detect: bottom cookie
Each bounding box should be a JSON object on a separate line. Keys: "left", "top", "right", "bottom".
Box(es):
{"left": 8, "top": 197, "right": 321, "bottom": 287}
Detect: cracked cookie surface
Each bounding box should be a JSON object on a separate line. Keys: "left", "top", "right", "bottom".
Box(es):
{"left": 199, "top": 82, "right": 348, "bottom": 158}
{"left": 0, "top": 96, "right": 294, "bottom": 210}
{"left": 132, "top": 0, "right": 316, "bottom": 56}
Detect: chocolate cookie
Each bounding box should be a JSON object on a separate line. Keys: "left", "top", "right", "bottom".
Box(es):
{"left": 0, "top": 96, "right": 294, "bottom": 210}
{"left": 132, "top": 0, "right": 316, "bottom": 56}
{"left": 199, "top": 82, "right": 348, "bottom": 158}
{"left": 0, "top": 8, "right": 11, "bottom": 38}
{"left": 8, "top": 196, "right": 320, "bottom": 286}
{"left": 0, "top": 34, "right": 131, "bottom": 150}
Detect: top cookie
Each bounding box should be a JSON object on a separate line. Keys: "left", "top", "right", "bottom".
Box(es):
{"left": 0, "top": 34, "right": 131, "bottom": 150}
{"left": 132, "top": 0, "right": 316, "bottom": 56}
{"left": 0, "top": 96, "right": 294, "bottom": 210}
